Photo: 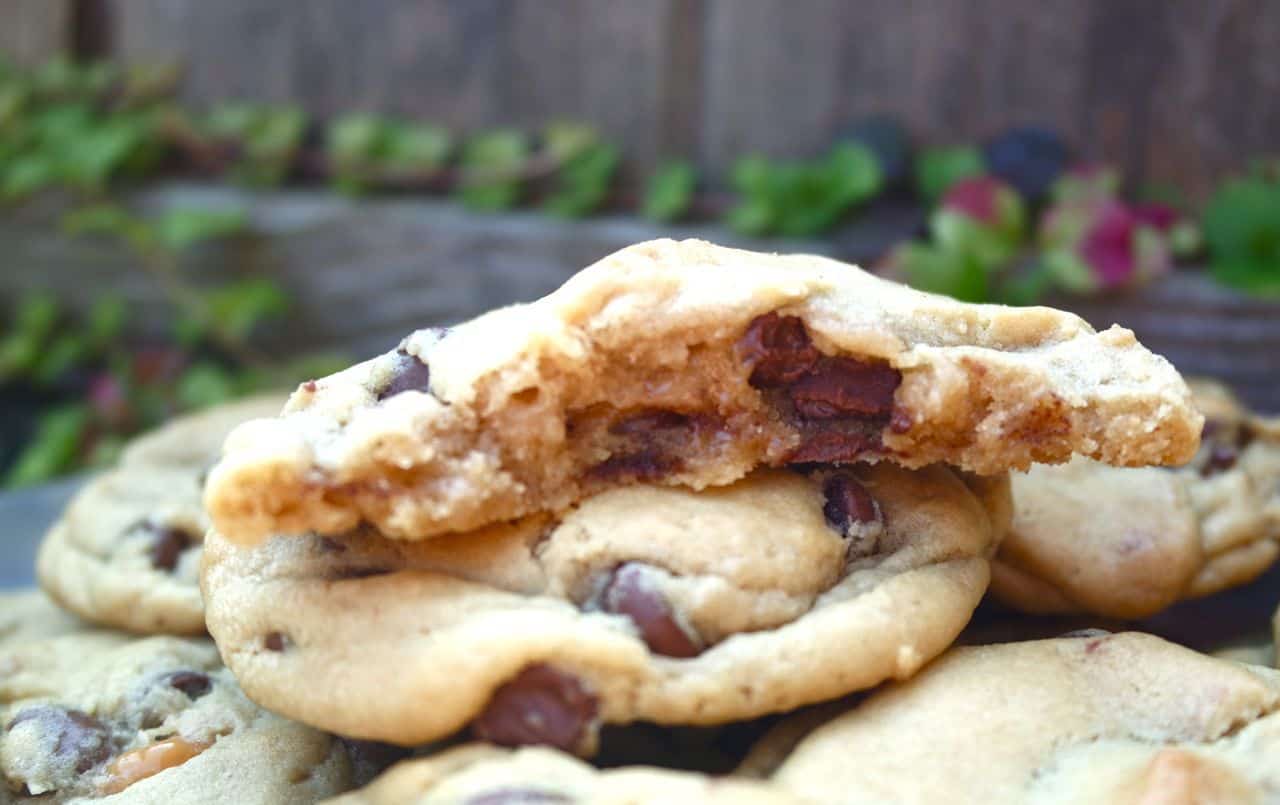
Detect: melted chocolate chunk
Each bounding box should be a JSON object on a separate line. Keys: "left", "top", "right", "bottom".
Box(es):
{"left": 1201, "top": 444, "right": 1239, "bottom": 476}
{"left": 328, "top": 566, "right": 393, "bottom": 581}
{"left": 263, "top": 632, "right": 289, "bottom": 652}
{"left": 738, "top": 313, "right": 820, "bottom": 387}
{"left": 377, "top": 349, "right": 432, "bottom": 400}
{"left": 588, "top": 450, "right": 678, "bottom": 483}
{"left": 144, "top": 523, "right": 197, "bottom": 572}
{"left": 789, "top": 358, "right": 901, "bottom": 420}
{"left": 162, "top": 670, "right": 212, "bottom": 700}
{"left": 822, "top": 474, "right": 880, "bottom": 533}
{"left": 472, "top": 665, "right": 599, "bottom": 753}
{"left": 600, "top": 563, "right": 702, "bottom": 658}
{"left": 788, "top": 431, "right": 881, "bottom": 464}
{"left": 467, "top": 790, "right": 572, "bottom": 805}
{"left": 608, "top": 409, "right": 695, "bottom": 436}
{"left": 315, "top": 536, "right": 349, "bottom": 554}
{"left": 339, "top": 738, "right": 413, "bottom": 787}
{"left": 8, "top": 705, "right": 113, "bottom": 774}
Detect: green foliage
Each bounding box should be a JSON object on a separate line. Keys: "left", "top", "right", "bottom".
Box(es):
{"left": 62, "top": 203, "right": 247, "bottom": 253}
{"left": 4, "top": 406, "right": 90, "bottom": 488}
{"left": 894, "top": 243, "right": 990, "bottom": 303}
{"left": 915, "top": 146, "right": 985, "bottom": 204}
{"left": 1202, "top": 171, "right": 1280, "bottom": 294}
{"left": 205, "top": 104, "right": 306, "bottom": 186}
{"left": 540, "top": 125, "right": 618, "bottom": 218}
{"left": 727, "top": 143, "right": 883, "bottom": 237}
{"left": 457, "top": 130, "right": 529, "bottom": 211}
{"left": 327, "top": 113, "right": 452, "bottom": 194}
{"left": 641, "top": 161, "right": 696, "bottom": 223}
{"left": 0, "top": 58, "right": 168, "bottom": 201}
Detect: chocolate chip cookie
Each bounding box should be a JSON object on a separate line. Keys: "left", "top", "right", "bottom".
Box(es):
{"left": 202, "top": 463, "right": 1008, "bottom": 751}
{"left": 323, "top": 744, "right": 802, "bottom": 804}
{"left": 205, "top": 238, "right": 1199, "bottom": 545}
{"left": 36, "top": 395, "right": 285, "bottom": 634}
{"left": 0, "top": 629, "right": 353, "bottom": 802}
{"left": 771, "top": 633, "right": 1280, "bottom": 803}
{"left": 992, "top": 380, "right": 1280, "bottom": 619}
{"left": 0, "top": 590, "right": 91, "bottom": 651}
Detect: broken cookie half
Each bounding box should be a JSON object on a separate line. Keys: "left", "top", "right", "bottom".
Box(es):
{"left": 205, "top": 238, "right": 1200, "bottom": 543}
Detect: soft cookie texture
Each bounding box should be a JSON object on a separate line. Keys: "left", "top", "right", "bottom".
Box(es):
{"left": 771, "top": 633, "right": 1280, "bottom": 804}
{"left": 202, "top": 464, "right": 1007, "bottom": 750}
{"left": 204, "top": 238, "right": 1199, "bottom": 544}
{"left": 37, "top": 396, "right": 285, "bottom": 634}
{"left": 0, "top": 591, "right": 91, "bottom": 650}
{"left": 0, "top": 626, "right": 353, "bottom": 802}
{"left": 992, "top": 380, "right": 1280, "bottom": 619}
{"left": 323, "top": 744, "right": 803, "bottom": 804}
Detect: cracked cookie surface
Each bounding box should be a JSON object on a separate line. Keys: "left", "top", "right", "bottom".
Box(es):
{"left": 0, "top": 627, "right": 352, "bottom": 803}
{"left": 992, "top": 380, "right": 1280, "bottom": 619}
{"left": 771, "top": 633, "right": 1280, "bottom": 804}
{"left": 204, "top": 238, "right": 1198, "bottom": 545}
{"left": 202, "top": 463, "right": 1007, "bottom": 750}
{"left": 323, "top": 744, "right": 802, "bottom": 805}
{"left": 36, "top": 396, "right": 285, "bottom": 634}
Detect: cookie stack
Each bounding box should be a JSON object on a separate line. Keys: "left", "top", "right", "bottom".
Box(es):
{"left": 3, "top": 398, "right": 366, "bottom": 803}
{"left": 8, "top": 238, "right": 1280, "bottom": 803}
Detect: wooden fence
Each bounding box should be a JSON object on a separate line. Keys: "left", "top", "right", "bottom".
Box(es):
{"left": 5, "top": 1, "right": 1280, "bottom": 199}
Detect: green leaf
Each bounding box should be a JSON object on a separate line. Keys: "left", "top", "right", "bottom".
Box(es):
{"left": 4, "top": 405, "right": 89, "bottom": 488}
{"left": 202, "top": 277, "right": 288, "bottom": 341}
{"left": 87, "top": 295, "right": 127, "bottom": 347}
{"left": 641, "top": 161, "right": 696, "bottom": 223}
{"left": 897, "top": 243, "right": 990, "bottom": 302}
{"left": 176, "top": 362, "right": 240, "bottom": 409}
{"left": 915, "top": 146, "right": 985, "bottom": 203}
{"left": 457, "top": 130, "right": 528, "bottom": 211}
{"left": 155, "top": 207, "right": 247, "bottom": 251}
{"left": 1, "top": 155, "right": 57, "bottom": 200}
{"left": 825, "top": 142, "right": 883, "bottom": 205}
{"left": 61, "top": 203, "right": 141, "bottom": 240}
{"left": 0, "top": 292, "right": 59, "bottom": 378}
{"left": 542, "top": 143, "right": 618, "bottom": 218}
{"left": 542, "top": 122, "right": 598, "bottom": 161}
{"left": 383, "top": 123, "right": 452, "bottom": 172}
{"left": 31, "top": 332, "right": 89, "bottom": 385}
{"left": 329, "top": 113, "right": 388, "bottom": 163}
{"left": 1202, "top": 175, "right": 1280, "bottom": 294}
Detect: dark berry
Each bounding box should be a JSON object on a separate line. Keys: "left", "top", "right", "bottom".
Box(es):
{"left": 983, "top": 126, "right": 1070, "bottom": 201}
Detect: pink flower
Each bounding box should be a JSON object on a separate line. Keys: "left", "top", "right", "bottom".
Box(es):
{"left": 88, "top": 372, "right": 131, "bottom": 427}
{"left": 942, "top": 176, "right": 1008, "bottom": 225}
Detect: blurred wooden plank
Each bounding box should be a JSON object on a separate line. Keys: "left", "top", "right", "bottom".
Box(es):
{"left": 699, "top": 0, "right": 1278, "bottom": 201}
{"left": 0, "top": 0, "right": 71, "bottom": 66}
{"left": 112, "top": 0, "right": 694, "bottom": 177}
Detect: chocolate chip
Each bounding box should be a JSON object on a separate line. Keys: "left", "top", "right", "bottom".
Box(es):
{"left": 315, "top": 536, "right": 348, "bottom": 554}
{"left": 8, "top": 705, "right": 113, "bottom": 774}
{"left": 788, "top": 431, "right": 881, "bottom": 464}
{"left": 377, "top": 349, "right": 431, "bottom": 400}
{"left": 143, "top": 523, "right": 197, "bottom": 572}
{"left": 738, "top": 313, "right": 820, "bottom": 388}
{"left": 608, "top": 409, "right": 693, "bottom": 436}
{"left": 301, "top": 380, "right": 318, "bottom": 393}
{"left": 789, "top": 358, "right": 901, "bottom": 420}
{"left": 161, "top": 670, "right": 211, "bottom": 700}
{"left": 588, "top": 449, "right": 677, "bottom": 483}
{"left": 467, "top": 790, "right": 572, "bottom": 805}
{"left": 600, "top": 563, "right": 702, "bottom": 658}
{"left": 328, "top": 566, "right": 393, "bottom": 581}
{"left": 1201, "top": 444, "right": 1238, "bottom": 476}
{"left": 472, "top": 665, "right": 599, "bottom": 753}
{"left": 822, "top": 474, "right": 881, "bottom": 533}
{"left": 338, "top": 739, "right": 412, "bottom": 787}
{"left": 263, "top": 632, "right": 288, "bottom": 652}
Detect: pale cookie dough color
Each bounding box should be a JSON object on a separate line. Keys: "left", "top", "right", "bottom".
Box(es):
{"left": 0, "top": 590, "right": 91, "bottom": 650}
{"left": 772, "top": 633, "right": 1280, "bottom": 804}
{"left": 0, "top": 630, "right": 353, "bottom": 802}
{"left": 993, "top": 380, "right": 1280, "bottom": 618}
{"left": 205, "top": 238, "right": 1199, "bottom": 544}
{"left": 323, "top": 744, "right": 804, "bottom": 805}
{"left": 36, "top": 395, "right": 286, "bottom": 634}
{"left": 202, "top": 464, "right": 1007, "bottom": 750}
